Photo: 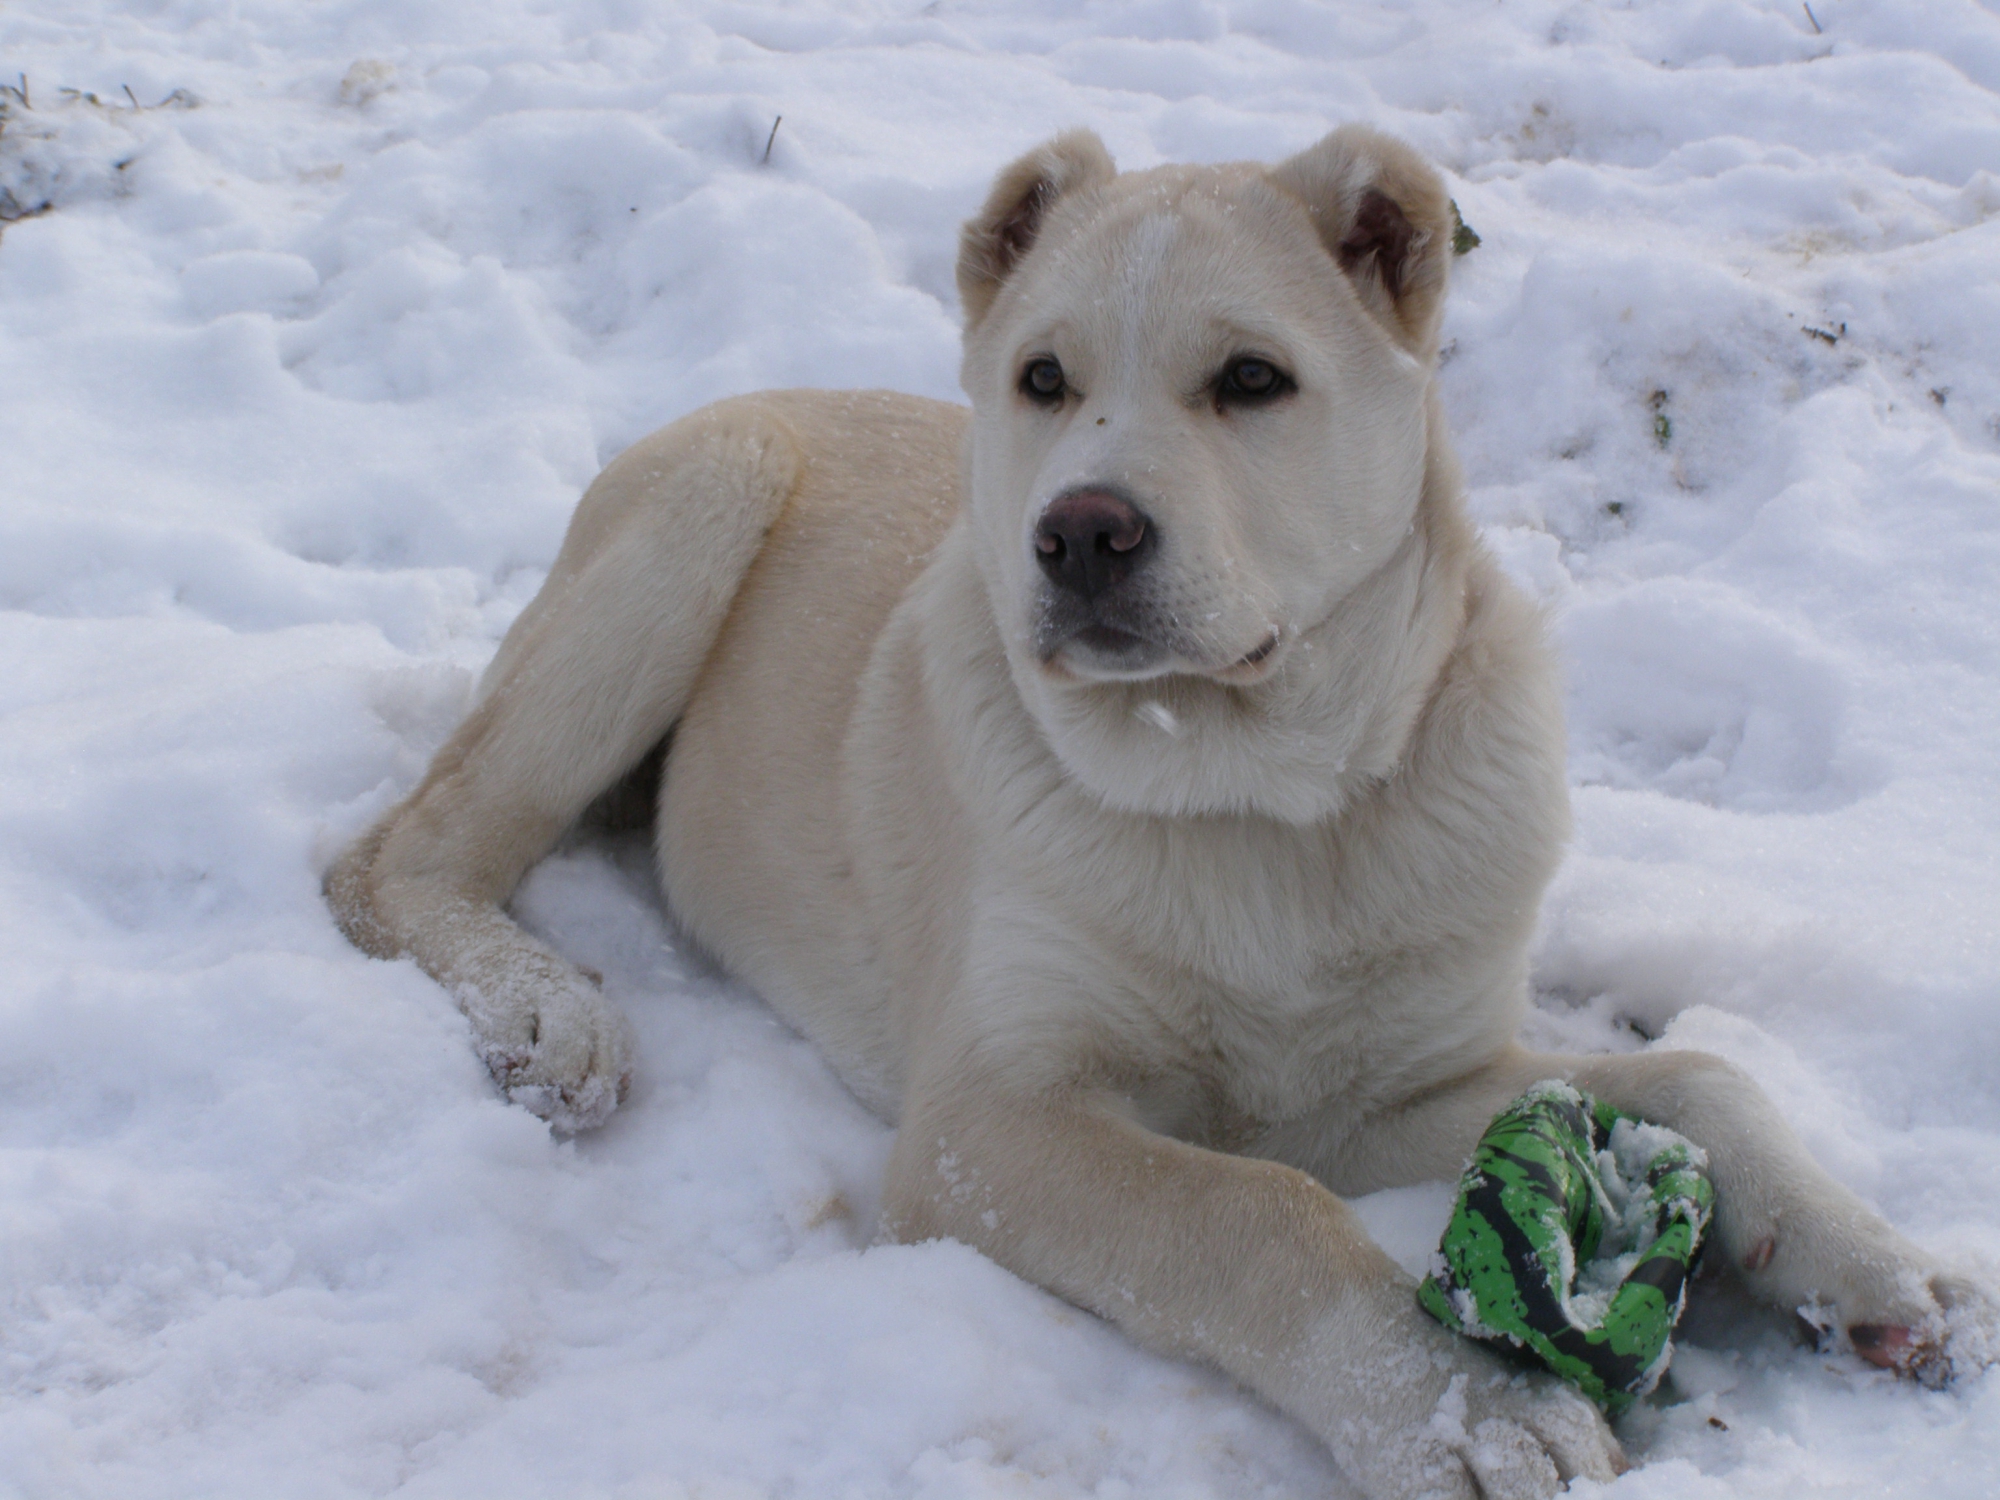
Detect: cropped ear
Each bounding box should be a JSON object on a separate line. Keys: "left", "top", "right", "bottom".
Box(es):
{"left": 1267, "top": 126, "right": 1454, "bottom": 357}
{"left": 957, "top": 129, "right": 1116, "bottom": 329}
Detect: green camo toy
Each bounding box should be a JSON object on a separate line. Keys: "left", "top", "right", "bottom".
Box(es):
{"left": 1417, "top": 1080, "right": 1715, "bottom": 1414}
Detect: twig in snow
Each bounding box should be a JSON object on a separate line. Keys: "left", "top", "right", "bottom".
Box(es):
{"left": 1803, "top": 3, "right": 1822, "bottom": 34}
{"left": 762, "top": 115, "right": 782, "bottom": 164}
{"left": 2, "top": 73, "right": 28, "bottom": 109}
{"left": 44, "top": 82, "right": 200, "bottom": 113}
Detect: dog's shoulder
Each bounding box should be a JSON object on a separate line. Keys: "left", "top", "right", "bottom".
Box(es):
{"left": 1403, "top": 545, "right": 1569, "bottom": 838}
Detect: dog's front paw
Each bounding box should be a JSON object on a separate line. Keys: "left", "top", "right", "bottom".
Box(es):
{"left": 1929, "top": 1272, "right": 2000, "bottom": 1379}
{"left": 1839, "top": 1270, "right": 2000, "bottom": 1389}
{"left": 458, "top": 959, "right": 634, "bottom": 1132}
{"left": 1732, "top": 1187, "right": 1997, "bottom": 1387}
{"left": 1309, "top": 1291, "right": 1623, "bottom": 1500}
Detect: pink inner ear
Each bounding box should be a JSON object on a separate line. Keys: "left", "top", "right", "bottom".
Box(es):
{"left": 997, "top": 180, "right": 1054, "bottom": 271}
{"left": 1337, "top": 188, "right": 1416, "bottom": 301}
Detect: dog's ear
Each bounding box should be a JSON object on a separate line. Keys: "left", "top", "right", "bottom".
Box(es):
{"left": 958, "top": 130, "right": 1116, "bottom": 330}
{"left": 1267, "top": 126, "right": 1454, "bottom": 357}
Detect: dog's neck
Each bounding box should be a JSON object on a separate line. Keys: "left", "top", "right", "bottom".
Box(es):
{"left": 980, "top": 411, "right": 1478, "bottom": 827}
{"left": 1277, "top": 407, "right": 1478, "bottom": 800}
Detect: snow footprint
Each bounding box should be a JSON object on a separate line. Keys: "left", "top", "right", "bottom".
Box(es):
{"left": 1563, "top": 579, "right": 1862, "bottom": 813}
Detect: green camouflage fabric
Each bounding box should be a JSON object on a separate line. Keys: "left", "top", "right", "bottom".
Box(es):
{"left": 1416, "top": 1080, "right": 1714, "bottom": 1414}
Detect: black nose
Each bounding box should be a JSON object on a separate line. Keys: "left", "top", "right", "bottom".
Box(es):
{"left": 1033, "top": 489, "right": 1155, "bottom": 599}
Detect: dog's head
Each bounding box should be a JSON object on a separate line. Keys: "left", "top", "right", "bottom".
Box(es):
{"left": 957, "top": 126, "right": 1463, "bottom": 822}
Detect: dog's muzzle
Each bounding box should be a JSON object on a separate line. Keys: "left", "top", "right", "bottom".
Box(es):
{"left": 1031, "top": 487, "right": 1171, "bottom": 672}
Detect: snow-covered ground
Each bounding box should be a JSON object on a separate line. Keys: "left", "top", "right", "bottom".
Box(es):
{"left": 4, "top": 1, "right": 1999, "bottom": 1495}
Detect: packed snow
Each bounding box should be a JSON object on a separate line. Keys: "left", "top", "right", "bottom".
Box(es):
{"left": 4, "top": 1, "right": 1999, "bottom": 1496}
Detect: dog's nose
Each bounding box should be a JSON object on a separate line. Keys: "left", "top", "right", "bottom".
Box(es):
{"left": 1033, "top": 489, "right": 1154, "bottom": 598}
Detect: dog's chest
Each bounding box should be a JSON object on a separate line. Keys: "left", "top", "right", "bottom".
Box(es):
{"left": 1084, "top": 818, "right": 1514, "bottom": 1136}
{"left": 1084, "top": 847, "right": 1404, "bottom": 1125}
{"left": 1157, "top": 945, "right": 1449, "bottom": 1136}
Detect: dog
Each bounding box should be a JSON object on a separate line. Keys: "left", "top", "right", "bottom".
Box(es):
{"left": 327, "top": 126, "right": 1991, "bottom": 1499}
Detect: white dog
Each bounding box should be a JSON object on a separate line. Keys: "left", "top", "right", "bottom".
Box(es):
{"left": 329, "top": 126, "right": 1990, "bottom": 1498}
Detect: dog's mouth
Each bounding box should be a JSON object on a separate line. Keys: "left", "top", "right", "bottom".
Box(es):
{"left": 1207, "top": 629, "right": 1285, "bottom": 684}
{"left": 1238, "top": 632, "right": 1280, "bottom": 667}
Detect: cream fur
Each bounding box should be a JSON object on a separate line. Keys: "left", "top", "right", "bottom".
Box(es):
{"left": 328, "top": 126, "right": 1993, "bottom": 1499}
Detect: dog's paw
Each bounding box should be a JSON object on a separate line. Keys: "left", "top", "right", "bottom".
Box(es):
{"left": 1731, "top": 1188, "right": 1998, "bottom": 1387}
{"left": 459, "top": 963, "right": 634, "bottom": 1132}
{"left": 1835, "top": 1270, "right": 2000, "bottom": 1389}
{"left": 1314, "top": 1293, "right": 1623, "bottom": 1500}
{"left": 1930, "top": 1272, "right": 2000, "bottom": 1379}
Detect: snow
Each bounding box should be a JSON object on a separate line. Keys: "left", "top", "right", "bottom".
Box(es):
{"left": 4, "top": 0, "right": 1999, "bottom": 1495}
{"left": 1567, "top": 1114, "right": 1707, "bottom": 1336}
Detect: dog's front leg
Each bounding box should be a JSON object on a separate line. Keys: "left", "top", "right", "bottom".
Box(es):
{"left": 1307, "top": 1047, "right": 1998, "bottom": 1385}
{"left": 884, "top": 1066, "right": 1622, "bottom": 1500}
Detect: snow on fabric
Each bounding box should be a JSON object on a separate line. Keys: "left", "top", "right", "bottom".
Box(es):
{"left": 2, "top": 1, "right": 1998, "bottom": 1496}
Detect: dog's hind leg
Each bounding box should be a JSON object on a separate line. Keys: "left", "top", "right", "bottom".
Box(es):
{"left": 327, "top": 400, "right": 800, "bottom": 1129}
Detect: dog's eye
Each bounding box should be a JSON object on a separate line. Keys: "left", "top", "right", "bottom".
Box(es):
{"left": 1217, "top": 357, "right": 1293, "bottom": 406}
{"left": 1021, "top": 357, "right": 1067, "bottom": 404}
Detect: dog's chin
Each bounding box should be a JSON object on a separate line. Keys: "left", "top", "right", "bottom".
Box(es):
{"left": 1041, "top": 625, "right": 1172, "bottom": 683}
{"left": 1040, "top": 625, "right": 1288, "bottom": 687}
